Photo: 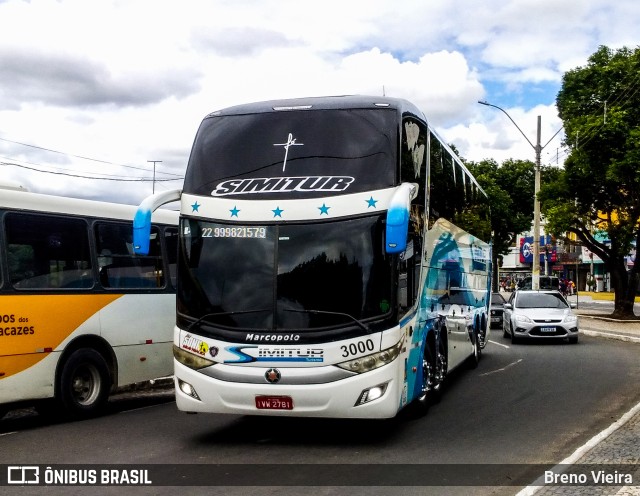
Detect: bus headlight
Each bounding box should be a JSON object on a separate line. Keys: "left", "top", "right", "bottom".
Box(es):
{"left": 177, "top": 379, "right": 201, "bottom": 400}
{"left": 336, "top": 340, "right": 403, "bottom": 374}
{"left": 355, "top": 382, "right": 389, "bottom": 406}
{"left": 173, "top": 345, "right": 215, "bottom": 370}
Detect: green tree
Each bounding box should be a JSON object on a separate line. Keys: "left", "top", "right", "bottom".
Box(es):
{"left": 540, "top": 45, "right": 640, "bottom": 318}
{"left": 466, "top": 159, "right": 538, "bottom": 291}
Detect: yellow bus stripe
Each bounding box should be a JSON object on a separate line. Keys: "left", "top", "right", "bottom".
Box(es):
{"left": 0, "top": 294, "right": 123, "bottom": 379}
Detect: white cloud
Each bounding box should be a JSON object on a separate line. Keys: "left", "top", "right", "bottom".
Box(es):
{"left": 0, "top": 0, "right": 637, "bottom": 203}
{"left": 447, "top": 103, "right": 565, "bottom": 165}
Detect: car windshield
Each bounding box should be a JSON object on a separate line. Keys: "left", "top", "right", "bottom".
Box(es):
{"left": 491, "top": 293, "right": 505, "bottom": 304}
{"left": 517, "top": 292, "right": 568, "bottom": 309}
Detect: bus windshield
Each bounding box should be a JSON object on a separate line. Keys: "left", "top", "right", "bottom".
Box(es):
{"left": 183, "top": 108, "right": 397, "bottom": 199}
{"left": 178, "top": 215, "right": 392, "bottom": 333}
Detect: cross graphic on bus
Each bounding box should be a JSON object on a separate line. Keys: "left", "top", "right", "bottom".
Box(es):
{"left": 273, "top": 133, "right": 304, "bottom": 172}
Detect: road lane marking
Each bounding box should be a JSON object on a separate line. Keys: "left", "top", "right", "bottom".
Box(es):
{"left": 488, "top": 339, "right": 510, "bottom": 348}
{"left": 480, "top": 358, "right": 523, "bottom": 377}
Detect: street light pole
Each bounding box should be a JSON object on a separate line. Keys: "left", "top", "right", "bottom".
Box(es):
{"left": 533, "top": 116, "right": 541, "bottom": 290}
{"left": 478, "top": 101, "right": 542, "bottom": 289}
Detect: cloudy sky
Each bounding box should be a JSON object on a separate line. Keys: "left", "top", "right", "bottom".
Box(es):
{"left": 0, "top": 0, "right": 637, "bottom": 205}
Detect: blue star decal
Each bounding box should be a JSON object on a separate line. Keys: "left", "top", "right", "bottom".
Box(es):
{"left": 230, "top": 206, "right": 240, "bottom": 217}
{"left": 318, "top": 203, "right": 330, "bottom": 215}
{"left": 272, "top": 206, "right": 284, "bottom": 218}
{"left": 191, "top": 201, "right": 200, "bottom": 212}
{"left": 366, "top": 196, "right": 378, "bottom": 208}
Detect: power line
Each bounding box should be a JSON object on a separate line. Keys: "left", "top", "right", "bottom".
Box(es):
{"left": 0, "top": 135, "right": 183, "bottom": 178}
{"left": 569, "top": 69, "right": 640, "bottom": 152}
{"left": 0, "top": 155, "right": 138, "bottom": 180}
{"left": 546, "top": 68, "right": 640, "bottom": 167}
{"left": 1, "top": 160, "right": 183, "bottom": 182}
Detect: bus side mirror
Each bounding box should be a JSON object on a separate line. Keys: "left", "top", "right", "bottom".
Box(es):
{"left": 385, "top": 183, "right": 418, "bottom": 254}
{"left": 133, "top": 189, "right": 182, "bottom": 255}
{"left": 133, "top": 208, "right": 152, "bottom": 255}
{"left": 386, "top": 209, "right": 409, "bottom": 254}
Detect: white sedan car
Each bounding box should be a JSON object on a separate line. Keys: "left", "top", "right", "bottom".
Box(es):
{"left": 503, "top": 290, "right": 579, "bottom": 344}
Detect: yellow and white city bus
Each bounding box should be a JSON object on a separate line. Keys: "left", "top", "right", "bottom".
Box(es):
{"left": 0, "top": 185, "right": 178, "bottom": 419}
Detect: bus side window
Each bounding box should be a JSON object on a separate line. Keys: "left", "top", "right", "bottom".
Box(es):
{"left": 164, "top": 227, "right": 179, "bottom": 289}
{"left": 95, "top": 222, "right": 164, "bottom": 289}
{"left": 5, "top": 213, "right": 93, "bottom": 290}
{"left": 398, "top": 117, "right": 427, "bottom": 316}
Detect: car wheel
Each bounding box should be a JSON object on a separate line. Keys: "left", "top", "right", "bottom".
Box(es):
{"left": 568, "top": 336, "right": 579, "bottom": 344}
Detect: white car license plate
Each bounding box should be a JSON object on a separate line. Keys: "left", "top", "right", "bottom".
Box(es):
{"left": 540, "top": 326, "right": 555, "bottom": 333}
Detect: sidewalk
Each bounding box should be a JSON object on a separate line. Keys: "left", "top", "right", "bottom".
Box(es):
{"left": 518, "top": 295, "right": 640, "bottom": 495}
{"left": 520, "top": 402, "right": 640, "bottom": 496}
{"left": 569, "top": 294, "right": 640, "bottom": 343}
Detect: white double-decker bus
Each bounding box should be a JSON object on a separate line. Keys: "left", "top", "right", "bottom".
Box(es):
{"left": 134, "top": 96, "right": 492, "bottom": 418}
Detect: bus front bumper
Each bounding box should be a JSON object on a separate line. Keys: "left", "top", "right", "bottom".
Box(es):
{"left": 174, "top": 359, "right": 404, "bottom": 419}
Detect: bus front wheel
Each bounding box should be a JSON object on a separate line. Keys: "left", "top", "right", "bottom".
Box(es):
{"left": 57, "top": 348, "right": 111, "bottom": 419}
{"left": 412, "top": 332, "right": 444, "bottom": 416}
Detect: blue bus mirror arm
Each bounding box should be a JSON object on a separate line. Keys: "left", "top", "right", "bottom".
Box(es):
{"left": 385, "top": 182, "right": 418, "bottom": 254}
{"left": 133, "top": 189, "right": 182, "bottom": 255}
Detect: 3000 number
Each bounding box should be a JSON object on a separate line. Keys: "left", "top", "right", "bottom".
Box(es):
{"left": 340, "top": 339, "right": 375, "bottom": 358}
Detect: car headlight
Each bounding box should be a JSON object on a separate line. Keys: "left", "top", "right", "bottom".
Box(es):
{"left": 515, "top": 314, "right": 533, "bottom": 324}
{"left": 336, "top": 339, "right": 403, "bottom": 374}
{"left": 564, "top": 315, "right": 578, "bottom": 324}
{"left": 173, "top": 344, "right": 215, "bottom": 370}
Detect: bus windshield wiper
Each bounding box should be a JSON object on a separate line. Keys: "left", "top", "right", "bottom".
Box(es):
{"left": 186, "top": 309, "right": 270, "bottom": 332}
{"left": 284, "top": 309, "right": 371, "bottom": 333}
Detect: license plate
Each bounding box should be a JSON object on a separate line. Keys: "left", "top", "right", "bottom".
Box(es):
{"left": 540, "top": 327, "right": 556, "bottom": 333}
{"left": 491, "top": 317, "right": 500, "bottom": 323}
{"left": 255, "top": 395, "right": 294, "bottom": 410}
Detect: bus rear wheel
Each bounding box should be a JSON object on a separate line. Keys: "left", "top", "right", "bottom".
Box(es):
{"left": 430, "top": 334, "right": 447, "bottom": 404}
{"left": 57, "top": 348, "right": 111, "bottom": 419}
{"left": 466, "top": 328, "right": 481, "bottom": 369}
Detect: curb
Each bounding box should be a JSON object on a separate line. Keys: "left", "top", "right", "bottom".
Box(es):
{"left": 576, "top": 313, "right": 640, "bottom": 325}
{"left": 113, "top": 376, "right": 175, "bottom": 394}
{"left": 581, "top": 329, "right": 640, "bottom": 344}
{"left": 578, "top": 315, "right": 640, "bottom": 324}
{"left": 516, "top": 400, "right": 640, "bottom": 495}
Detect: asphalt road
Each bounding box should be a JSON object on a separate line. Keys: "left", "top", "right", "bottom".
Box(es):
{"left": 1, "top": 332, "right": 639, "bottom": 496}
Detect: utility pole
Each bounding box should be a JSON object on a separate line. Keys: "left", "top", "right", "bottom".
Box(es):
{"left": 478, "top": 102, "right": 562, "bottom": 290}
{"left": 147, "top": 160, "right": 162, "bottom": 194}
{"left": 532, "top": 116, "right": 541, "bottom": 290}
